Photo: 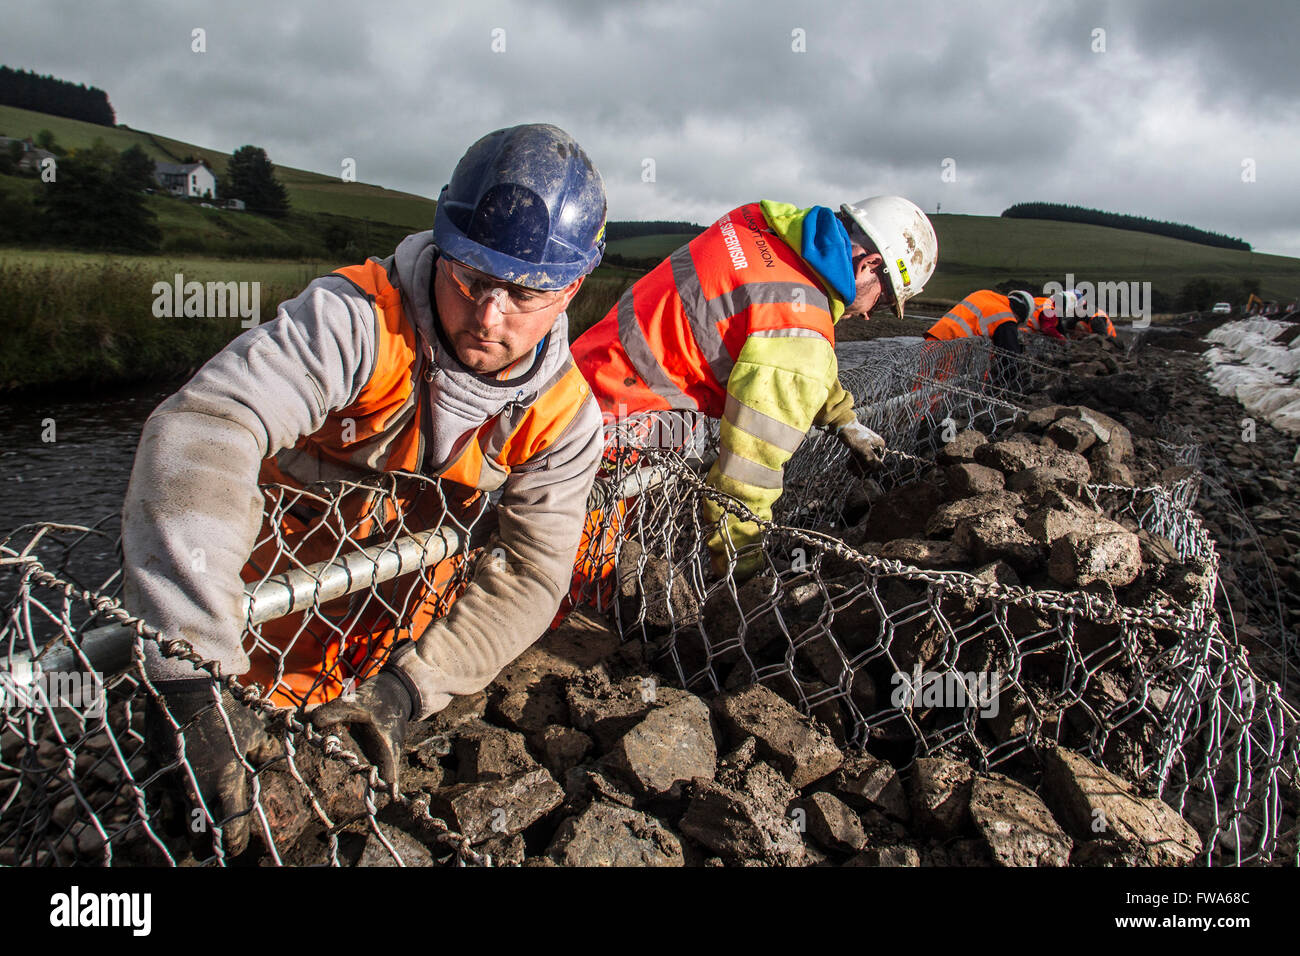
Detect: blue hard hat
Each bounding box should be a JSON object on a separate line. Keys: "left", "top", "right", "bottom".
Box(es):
{"left": 433, "top": 124, "right": 607, "bottom": 291}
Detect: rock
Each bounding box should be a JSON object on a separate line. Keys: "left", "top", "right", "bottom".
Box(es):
{"left": 974, "top": 560, "right": 1021, "bottom": 587}
{"left": 1048, "top": 529, "right": 1143, "bottom": 588}
{"left": 926, "top": 492, "right": 1024, "bottom": 537}
{"left": 973, "top": 437, "right": 1045, "bottom": 474}
{"left": 427, "top": 768, "right": 564, "bottom": 844}
{"left": 538, "top": 726, "right": 593, "bottom": 779}
{"left": 969, "top": 774, "right": 1072, "bottom": 866}
{"left": 421, "top": 691, "right": 487, "bottom": 737}
{"left": 844, "top": 845, "right": 920, "bottom": 867}
{"left": 618, "top": 539, "right": 700, "bottom": 630}
{"left": 872, "top": 538, "right": 971, "bottom": 570}
{"left": 831, "top": 753, "right": 909, "bottom": 821}
{"left": 679, "top": 779, "right": 806, "bottom": 865}
{"left": 1024, "top": 499, "right": 1123, "bottom": 546}
{"left": 1040, "top": 748, "right": 1202, "bottom": 865}
{"left": 712, "top": 684, "right": 843, "bottom": 788}
{"left": 1045, "top": 416, "right": 1098, "bottom": 453}
{"left": 726, "top": 760, "right": 798, "bottom": 815}
{"left": 479, "top": 832, "right": 528, "bottom": 866}
{"left": 1137, "top": 530, "right": 1181, "bottom": 566}
{"left": 547, "top": 802, "right": 684, "bottom": 866}
{"left": 909, "top": 756, "right": 975, "bottom": 837}
{"left": 953, "top": 511, "right": 1045, "bottom": 574}
{"left": 1006, "top": 466, "right": 1087, "bottom": 502}
{"left": 1090, "top": 460, "right": 1135, "bottom": 485}
{"left": 357, "top": 823, "right": 434, "bottom": 867}
{"left": 602, "top": 694, "right": 717, "bottom": 798}
{"left": 937, "top": 429, "right": 988, "bottom": 465}
{"left": 566, "top": 674, "right": 693, "bottom": 750}
{"left": 487, "top": 607, "right": 621, "bottom": 737}
{"left": 562, "top": 763, "right": 638, "bottom": 811}
{"left": 799, "top": 791, "right": 867, "bottom": 853}
{"left": 945, "top": 463, "right": 1005, "bottom": 497}
{"left": 453, "top": 722, "right": 540, "bottom": 783}
{"left": 861, "top": 481, "right": 945, "bottom": 541}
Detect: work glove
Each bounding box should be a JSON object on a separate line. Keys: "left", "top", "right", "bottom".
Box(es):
{"left": 710, "top": 544, "right": 766, "bottom": 583}
{"left": 146, "top": 679, "right": 275, "bottom": 857}
{"left": 835, "top": 420, "right": 887, "bottom": 473}
{"left": 309, "top": 665, "right": 416, "bottom": 790}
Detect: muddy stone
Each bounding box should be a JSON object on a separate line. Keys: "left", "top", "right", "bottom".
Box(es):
{"left": 1049, "top": 529, "right": 1143, "bottom": 588}
{"left": 845, "top": 845, "right": 920, "bottom": 867}
{"left": 453, "top": 721, "right": 540, "bottom": 783}
{"left": 799, "top": 791, "right": 867, "bottom": 853}
{"left": 357, "top": 823, "right": 434, "bottom": 867}
{"left": 937, "top": 429, "right": 988, "bottom": 465}
{"left": 566, "top": 675, "right": 693, "bottom": 750}
{"left": 832, "top": 753, "right": 909, "bottom": 821}
{"left": 1040, "top": 748, "right": 1202, "bottom": 866}
{"left": 602, "top": 694, "right": 717, "bottom": 798}
{"left": 679, "top": 779, "right": 806, "bottom": 865}
{"left": 427, "top": 767, "right": 564, "bottom": 844}
{"left": 712, "top": 685, "right": 843, "bottom": 788}
{"left": 969, "top": 774, "right": 1072, "bottom": 867}
{"left": 538, "top": 726, "right": 593, "bottom": 779}
{"left": 910, "top": 756, "right": 975, "bottom": 837}
{"left": 873, "top": 538, "right": 971, "bottom": 570}
{"left": 926, "top": 492, "right": 1024, "bottom": 537}
{"left": 953, "top": 511, "right": 1044, "bottom": 573}
{"left": 945, "top": 462, "right": 1006, "bottom": 497}
{"left": 547, "top": 801, "right": 684, "bottom": 867}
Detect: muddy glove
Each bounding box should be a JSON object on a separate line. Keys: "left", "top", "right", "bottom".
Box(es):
{"left": 309, "top": 664, "right": 416, "bottom": 789}
{"left": 836, "top": 420, "right": 887, "bottom": 473}
{"left": 147, "top": 679, "right": 273, "bottom": 856}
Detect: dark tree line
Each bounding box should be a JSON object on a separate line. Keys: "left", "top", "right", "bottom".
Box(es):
{"left": 36, "top": 140, "right": 160, "bottom": 250}
{"left": 1001, "top": 202, "right": 1250, "bottom": 252}
{"left": 604, "top": 220, "right": 703, "bottom": 240}
{"left": 220, "top": 145, "right": 290, "bottom": 217}
{"left": 0, "top": 66, "right": 115, "bottom": 127}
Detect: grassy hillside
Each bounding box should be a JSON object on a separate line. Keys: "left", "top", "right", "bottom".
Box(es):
{"left": 605, "top": 213, "right": 1300, "bottom": 305}
{"left": 0, "top": 103, "right": 437, "bottom": 229}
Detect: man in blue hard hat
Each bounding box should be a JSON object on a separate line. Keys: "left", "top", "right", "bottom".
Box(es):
{"left": 121, "top": 124, "right": 608, "bottom": 853}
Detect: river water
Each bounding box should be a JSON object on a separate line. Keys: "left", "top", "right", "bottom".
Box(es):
{"left": 0, "top": 384, "right": 171, "bottom": 536}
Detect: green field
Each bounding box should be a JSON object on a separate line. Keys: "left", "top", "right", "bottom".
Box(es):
{"left": 607, "top": 213, "right": 1300, "bottom": 305}
{"left": 0, "top": 247, "right": 341, "bottom": 287}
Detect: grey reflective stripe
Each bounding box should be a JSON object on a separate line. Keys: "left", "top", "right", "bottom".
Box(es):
{"left": 716, "top": 447, "right": 785, "bottom": 489}
{"left": 712, "top": 281, "right": 829, "bottom": 317}
{"left": 748, "top": 327, "right": 832, "bottom": 342}
{"left": 671, "top": 247, "right": 734, "bottom": 384}
{"left": 616, "top": 287, "right": 697, "bottom": 409}
{"left": 979, "top": 310, "right": 1014, "bottom": 333}
{"left": 724, "top": 393, "right": 805, "bottom": 453}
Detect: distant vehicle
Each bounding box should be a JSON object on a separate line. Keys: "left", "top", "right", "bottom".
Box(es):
{"left": 199, "top": 202, "right": 215, "bottom": 208}
{"left": 1212, "top": 302, "right": 1232, "bottom": 314}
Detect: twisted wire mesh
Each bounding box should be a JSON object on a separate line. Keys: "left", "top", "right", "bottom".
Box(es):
{"left": 1, "top": 337, "right": 1296, "bottom": 866}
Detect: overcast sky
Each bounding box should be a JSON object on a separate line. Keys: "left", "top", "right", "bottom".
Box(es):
{"left": 5, "top": 0, "right": 1299, "bottom": 256}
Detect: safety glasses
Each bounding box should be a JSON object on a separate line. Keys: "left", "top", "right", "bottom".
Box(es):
{"left": 440, "top": 257, "right": 564, "bottom": 315}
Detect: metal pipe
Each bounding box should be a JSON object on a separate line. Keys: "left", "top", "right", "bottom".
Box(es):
{"left": 6, "top": 527, "right": 463, "bottom": 683}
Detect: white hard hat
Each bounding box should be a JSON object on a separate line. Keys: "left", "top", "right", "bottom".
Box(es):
{"left": 840, "top": 196, "right": 938, "bottom": 319}
{"left": 1007, "top": 291, "right": 1035, "bottom": 322}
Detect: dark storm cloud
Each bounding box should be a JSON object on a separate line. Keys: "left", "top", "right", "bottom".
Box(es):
{"left": 1, "top": 0, "right": 1297, "bottom": 254}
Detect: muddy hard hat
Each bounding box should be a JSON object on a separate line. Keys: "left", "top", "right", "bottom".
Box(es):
{"left": 433, "top": 124, "right": 607, "bottom": 291}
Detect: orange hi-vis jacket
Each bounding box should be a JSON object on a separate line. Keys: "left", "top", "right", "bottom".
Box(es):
{"left": 1078, "top": 311, "right": 1118, "bottom": 337}
{"left": 571, "top": 201, "right": 858, "bottom": 574}
{"left": 925, "top": 290, "right": 1020, "bottom": 341}
{"left": 574, "top": 201, "right": 837, "bottom": 420}
{"left": 246, "top": 257, "right": 593, "bottom": 705}
{"left": 263, "top": 258, "right": 592, "bottom": 492}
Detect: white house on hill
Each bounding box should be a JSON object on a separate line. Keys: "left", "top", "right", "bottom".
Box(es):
{"left": 154, "top": 161, "right": 217, "bottom": 199}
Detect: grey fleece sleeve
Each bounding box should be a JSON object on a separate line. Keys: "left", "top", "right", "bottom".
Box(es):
{"left": 390, "top": 393, "right": 604, "bottom": 718}
{"left": 121, "top": 277, "right": 377, "bottom": 681}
